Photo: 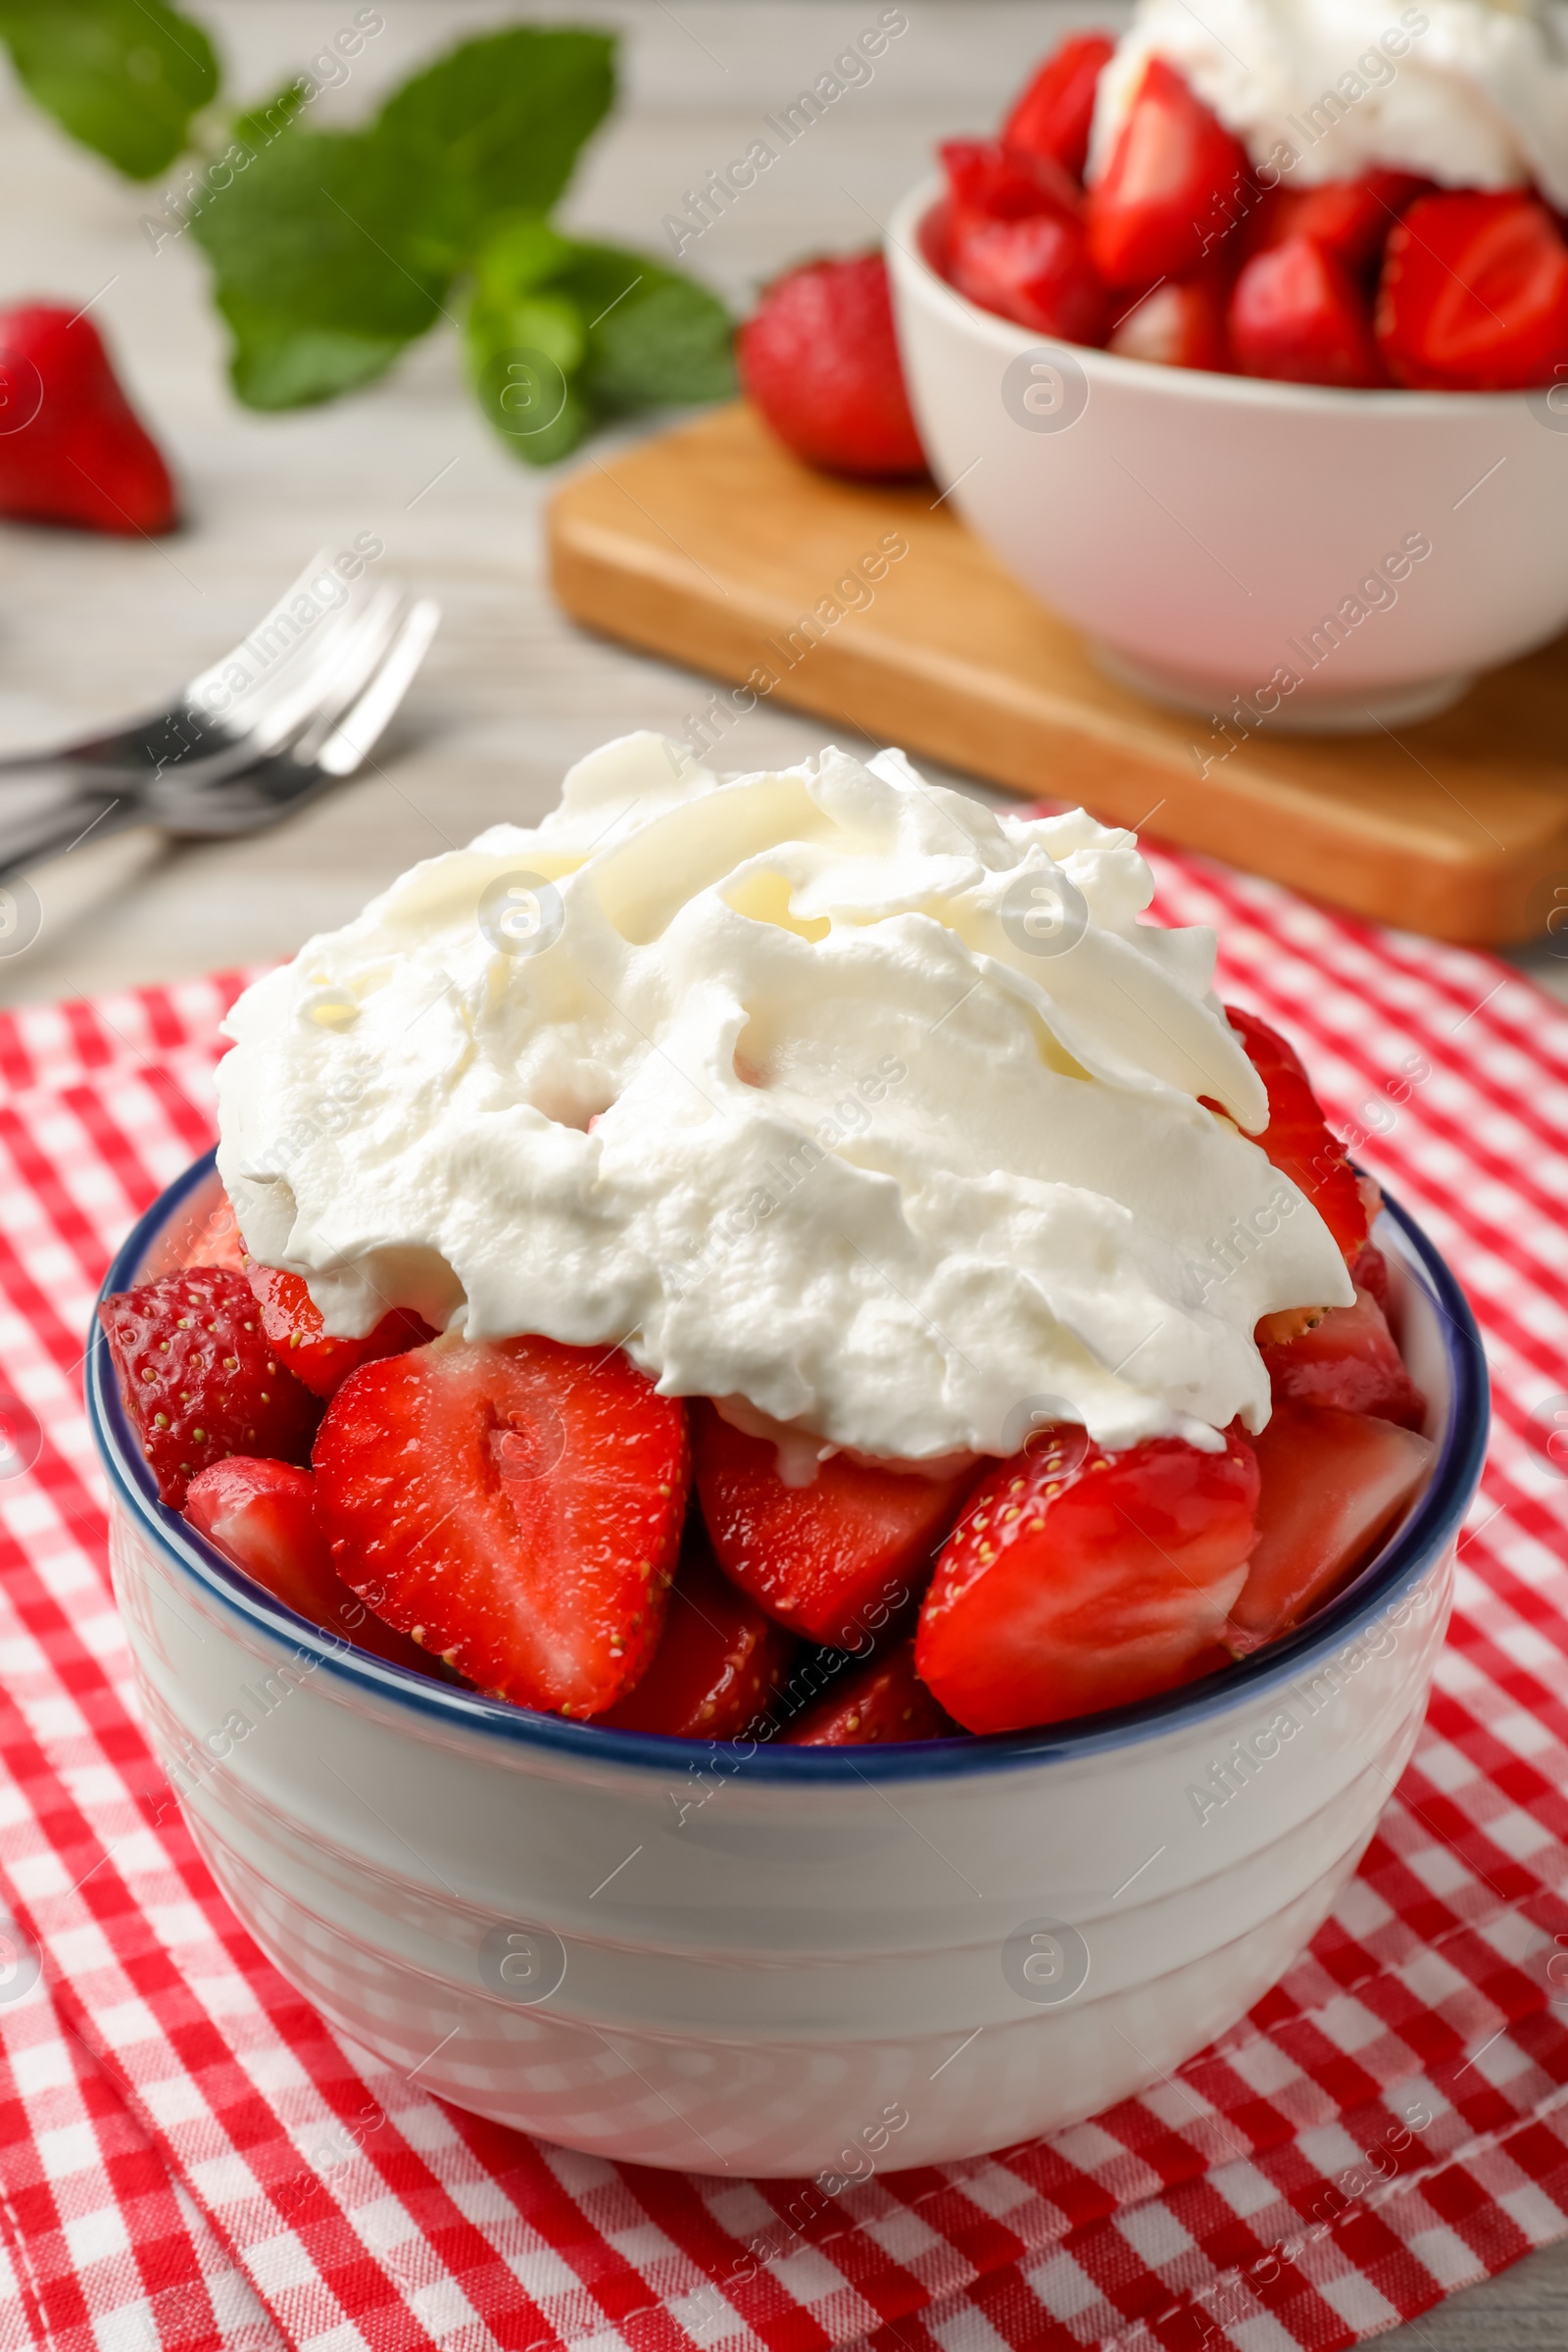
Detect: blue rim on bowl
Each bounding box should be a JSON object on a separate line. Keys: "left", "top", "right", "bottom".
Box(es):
{"left": 88, "top": 1149, "right": 1489, "bottom": 1783}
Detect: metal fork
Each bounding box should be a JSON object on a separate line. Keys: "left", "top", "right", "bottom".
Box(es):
{"left": 0, "top": 560, "right": 440, "bottom": 885}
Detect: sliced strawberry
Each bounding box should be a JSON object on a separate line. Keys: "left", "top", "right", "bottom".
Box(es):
{"left": 940, "top": 137, "right": 1083, "bottom": 237}
{"left": 248, "top": 1263, "right": 435, "bottom": 1399}
{"left": 1348, "top": 1240, "right": 1391, "bottom": 1312}
{"left": 1228, "top": 1402, "right": 1433, "bottom": 1647}
{"left": 784, "top": 1638, "right": 956, "bottom": 1745}
{"left": 1221, "top": 1004, "right": 1370, "bottom": 1262}
{"left": 693, "top": 1401, "right": 972, "bottom": 1649}
{"left": 1250, "top": 171, "right": 1429, "bottom": 274}
{"left": 1002, "top": 34, "right": 1116, "bottom": 186}
{"left": 948, "top": 212, "right": 1108, "bottom": 341}
{"left": 594, "top": 1537, "right": 796, "bottom": 1739}
{"left": 1109, "top": 271, "right": 1231, "bottom": 369}
{"left": 1087, "top": 58, "right": 1250, "bottom": 290}
{"left": 314, "top": 1337, "right": 689, "bottom": 1716}
{"left": 1231, "top": 236, "right": 1387, "bottom": 387}
{"left": 1262, "top": 1289, "right": 1425, "bottom": 1430}
{"left": 183, "top": 1456, "right": 426, "bottom": 1668}
{"left": 916, "top": 1431, "right": 1258, "bottom": 1734}
{"left": 1376, "top": 190, "right": 1568, "bottom": 390}
{"left": 100, "top": 1268, "right": 321, "bottom": 1507}
{"left": 737, "top": 251, "right": 926, "bottom": 479}
{"left": 181, "top": 1184, "right": 250, "bottom": 1273}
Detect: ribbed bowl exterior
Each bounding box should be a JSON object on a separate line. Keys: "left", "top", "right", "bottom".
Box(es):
{"left": 93, "top": 1161, "right": 1486, "bottom": 2176}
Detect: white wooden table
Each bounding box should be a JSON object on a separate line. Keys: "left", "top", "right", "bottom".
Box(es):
{"left": 0, "top": 9, "right": 1562, "bottom": 2339}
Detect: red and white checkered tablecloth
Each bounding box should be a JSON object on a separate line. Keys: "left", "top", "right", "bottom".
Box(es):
{"left": 0, "top": 842, "right": 1566, "bottom": 2352}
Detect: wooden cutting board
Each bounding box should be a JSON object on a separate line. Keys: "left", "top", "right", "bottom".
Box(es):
{"left": 547, "top": 403, "right": 1568, "bottom": 946}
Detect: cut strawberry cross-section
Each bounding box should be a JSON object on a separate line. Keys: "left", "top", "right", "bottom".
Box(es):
{"left": 1262, "top": 1288, "right": 1426, "bottom": 1430}
{"left": 1376, "top": 190, "right": 1568, "bottom": 390}
{"left": 1109, "top": 271, "right": 1231, "bottom": 370}
{"left": 184, "top": 1456, "right": 425, "bottom": 1669}
{"left": 693, "top": 1400, "right": 974, "bottom": 1648}
{"left": 917, "top": 1430, "right": 1259, "bottom": 1733}
{"left": 1229, "top": 1401, "right": 1433, "bottom": 1649}
{"left": 313, "top": 1335, "right": 689, "bottom": 1716}
{"left": 593, "top": 1536, "right": 796, "bottom": 1739}
{"left": 101, "top": 1268, "right": 321, "bottom": 1506}
{"left": 248, "top": 1263, "right": 435, "bottom": 1398}
{"left": 1087, "top": 57, "right": 1251, "bottom": 290}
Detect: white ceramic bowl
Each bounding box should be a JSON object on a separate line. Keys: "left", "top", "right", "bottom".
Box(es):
{"left": 887, "top": 177, "right": 1568, "bottom": 729}
{"left": 90, "top": 1154, "right": 1487, "bottom": 2178}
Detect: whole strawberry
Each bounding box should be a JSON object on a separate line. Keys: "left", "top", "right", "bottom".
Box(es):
{"left": 737, "top": 251, "right": 926, "bottom": 479}
{"left": 0, "top": 305, "right": 176, "bottom": 535}
{"left": 100, "top": 1268, "right": 320, "bottom": 1506}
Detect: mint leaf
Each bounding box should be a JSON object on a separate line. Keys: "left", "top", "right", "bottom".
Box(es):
{"left": 230, "top": 76, "right": 307, "bottom": 153}
{"left": 192, "top": 125, "right": 454, "bottom": 405}
{"left": 0, "top": 0, "right": 219, "bottom": 180}
{"left": 466, "top": 280, "right": 593, "bottom": 466}
{"left": 567, "top": 251, "right": 735, "bottom": 410}
{"left": 216, "top": 293, "right": 409, "bottom": 411}
{"left": 466, "top": 227, "right": 734, "bottom": 465}
{"left": 376, "top": 26, "right": 614, "bottom": 258}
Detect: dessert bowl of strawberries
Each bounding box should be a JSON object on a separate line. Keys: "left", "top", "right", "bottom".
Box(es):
{"left": 886, "top": 3, "right": 1568, "bottom": 726}
{"left": 89, "top": 733, "right": 1487, "bottom": 2175}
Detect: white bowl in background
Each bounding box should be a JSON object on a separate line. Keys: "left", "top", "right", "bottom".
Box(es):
{"left": 886, "top": 177, "right": 1568, "bottom": 730}
{"left": 90, "top": 1153, "right": 1487, "bottom": 2178}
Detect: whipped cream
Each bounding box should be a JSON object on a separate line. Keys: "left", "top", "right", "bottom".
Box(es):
{"left": 1090, "top": 0, "right": 1568, "bottom": 212}
{"left": 216, "top": 735, "right": 1351, "bottom": 1464}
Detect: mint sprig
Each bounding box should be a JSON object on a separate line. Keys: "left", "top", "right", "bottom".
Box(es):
{"left": 0, "top": 11, "right": 734, "bottom": 464}
{"left": 0, "top": 0, "right": 218, "bottom": 180}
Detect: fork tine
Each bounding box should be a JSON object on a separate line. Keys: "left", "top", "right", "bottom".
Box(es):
{"left": 184, "top": 552, "right": 367, "bottom": 715}
{"left": 228, "top": 584, "right": 412, "bottom": 761}
{"left": 312, "top": 600, "right": 441, "bottom": 778}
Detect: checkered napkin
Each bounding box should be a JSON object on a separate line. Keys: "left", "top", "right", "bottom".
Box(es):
{"left": 0, "top": 846, "right": 1565, "bottom": 2352}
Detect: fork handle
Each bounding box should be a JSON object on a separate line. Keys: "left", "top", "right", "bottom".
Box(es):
{"left": 0, "top": 787, "right": 140, "bottom": 894}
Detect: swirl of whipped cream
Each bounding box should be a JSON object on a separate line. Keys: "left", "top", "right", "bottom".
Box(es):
{"left": 1090, "top": 0, "right": 1568, "bottom": 211}
{"left": 217, "top": 735, "right": 1351, "bottom": 1464}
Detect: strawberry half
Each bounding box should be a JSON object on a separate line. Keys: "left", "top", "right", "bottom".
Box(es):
{"left": 916, "top": 1431, "right": 1258, "bottom": 1733}
{"left": 1250, "top": 171, "right": 1429, "bottom": 276}
{"left": 1262, "top": 1289, "right": 1426, "bottom": 1429}
{"left": 784, "top": 1638, "right": 956, "bottom": 1745}
{"left": 594, "top": 1537, "right": 795, "bottom": 1738}
{"left": 1228, "top": 1402, "right": 1433, "bottom": 1648}
{"left": 1221, "top": 1004, "right": 1370, "bottom": 1262}
{"left": 948, "top": 212, "right": 1108, "bottom": 342}
{"left": 693, "top": 1400, "right": 973, "bottom": 1648}
{"left": 1376, "top": 190, "right": 1568, "bottom": 390}
{"left": 314, "top": 1336, "right": 689, "bottom": 1716}
{"left": 1230, "top": 236, "right": 1387, "bottom": 387}
{"left": 1109, "top": 272, "right": 1231, "bottom": 370}
{"left": 939, "top": 137, "right": 1084, "bottom": 238}
{"left": 184, "top": 1456, "right": 425, "bottom": 1669}
{"left": 100, "top": 1268, "right": 321, "bottom": 1506}
{"left": 1002, "top": 34, "right": 1116, "bottom": 186}
{"left": 248, "top": 1263, "right": 435, "bottom": 1399}
{"left": 1087, "top": 58, "right": 1251, "bottom": 290}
